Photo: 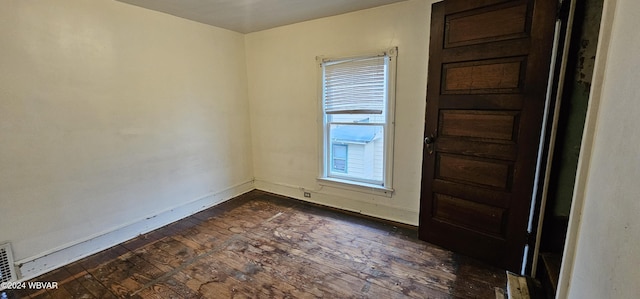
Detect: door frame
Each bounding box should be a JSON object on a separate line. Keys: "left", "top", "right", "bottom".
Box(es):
{"left": 525, "top": 0, "right": 575, "bottom": 276}
{"left": 555, "top": 0, "right": 615, "bottom": 296}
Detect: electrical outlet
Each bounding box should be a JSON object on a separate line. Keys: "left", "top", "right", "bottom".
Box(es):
{"left": 303, "top": 192, "right": 311, "bottom": 198}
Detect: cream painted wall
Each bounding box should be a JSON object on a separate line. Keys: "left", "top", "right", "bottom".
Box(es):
{"left": 0, "top": 0, "right": 252, "bottom": 272}
{"left": 245, "top": 0, "right": 434, "bottom": 225}
{"left": 561, "top": 0, "right": 640, "bottom": 297}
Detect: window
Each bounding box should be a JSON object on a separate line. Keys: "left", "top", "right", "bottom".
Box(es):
{"left": 318, "top": 48, "right": 397, "bottom": 190}
{"left": 331, "top": 144, "right": 348, "bottom": 173}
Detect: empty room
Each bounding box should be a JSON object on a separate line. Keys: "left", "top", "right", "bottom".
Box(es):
{"left": 1, "top": 0, "right": 637, "bottom": 298}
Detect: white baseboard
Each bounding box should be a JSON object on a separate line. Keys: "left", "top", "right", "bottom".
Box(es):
{"left": 15, "top": 180, "right": 255, "bottom": 281}
{"left": 254, "top": 179, "right": 418, "bottom": 226}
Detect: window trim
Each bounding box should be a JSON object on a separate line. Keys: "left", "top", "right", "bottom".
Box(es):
{"left": 317, "top": 177, "right": 394, "bottom": 198}
{"left": 316, "top": 47, "right": 397, "bottom": 193}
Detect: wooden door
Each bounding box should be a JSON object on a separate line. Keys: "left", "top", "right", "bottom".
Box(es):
{"left": 419, "top": 0, "right": 557, "bottom": 272}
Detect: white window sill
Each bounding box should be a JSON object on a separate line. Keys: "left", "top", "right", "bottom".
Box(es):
{"left": 317, "top": 177, "right": 394, "bottom": 198}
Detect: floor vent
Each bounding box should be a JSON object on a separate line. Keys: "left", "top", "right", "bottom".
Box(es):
{"left": 0, "top": 243, "right": 17, "bottom": 284}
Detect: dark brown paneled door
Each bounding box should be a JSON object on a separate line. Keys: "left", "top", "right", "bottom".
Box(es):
{"left": 419, "top": 0, "right": 557, "bottom": 272}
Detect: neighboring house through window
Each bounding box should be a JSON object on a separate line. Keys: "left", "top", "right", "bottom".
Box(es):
{"left": 318, "top": 48, "right": 397, "bottom": 191}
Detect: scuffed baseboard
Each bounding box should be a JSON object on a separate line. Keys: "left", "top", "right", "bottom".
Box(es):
{"left": 15, "top": 178, "right": 417, "bottom": 282}
{"left": 254, "top": 179, "right": 417, "bottom": 226}
{"left": 15, "top": 180, "right": 255, "bottom": 281}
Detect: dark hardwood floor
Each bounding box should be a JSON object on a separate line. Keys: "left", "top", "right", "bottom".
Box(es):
{"left": 7, "top": 191, "right": 506, "bottom": 298}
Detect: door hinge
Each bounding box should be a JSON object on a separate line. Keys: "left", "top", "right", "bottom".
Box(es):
{"left": 526, "top": 231, "right": 536, "bottom": 246}
{"left": 557, "top": 0, "right": 571, "bottom": 20}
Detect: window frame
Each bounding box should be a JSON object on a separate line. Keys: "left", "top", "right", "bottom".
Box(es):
{"left": 316, "top": 48, "right": 397, "bottom": 194}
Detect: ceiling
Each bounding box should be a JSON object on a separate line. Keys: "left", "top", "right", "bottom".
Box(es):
{"left": 115, "top": 0, "right": 409, "bottom": 33}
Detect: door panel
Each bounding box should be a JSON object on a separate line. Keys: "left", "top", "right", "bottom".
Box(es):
{"left": 419, "top": 0, "right": 557, "bottom": 272}
{"left": 439, "top": 110, "right": 519, "bottom": 141}
{"left": 433, "top": 193, "right": 506, "bottom": 235}
{"left": 437, "top": 154, "right": 512, "bottom": 189}
{"left": 442, "top": 57, "right": 525, "bottom": 94}
{"left": 445, "top": 1, "right": 531, "bottom": 48}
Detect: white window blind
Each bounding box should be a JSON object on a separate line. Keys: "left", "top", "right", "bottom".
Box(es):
{"left": 323, "top": 56, "right": 386, "bottom": 114}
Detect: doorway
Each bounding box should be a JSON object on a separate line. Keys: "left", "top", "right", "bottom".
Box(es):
{"left": 532, "top": 0, "right": 604, "bottom": 296}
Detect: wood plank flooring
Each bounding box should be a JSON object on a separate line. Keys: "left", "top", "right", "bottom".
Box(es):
{"left": 6, "top": 191, "right": 506, "bottom": 298}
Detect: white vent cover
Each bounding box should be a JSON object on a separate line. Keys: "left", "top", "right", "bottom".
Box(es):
{"left": 0, "top": 243, "right": 17, "bottom": 284}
